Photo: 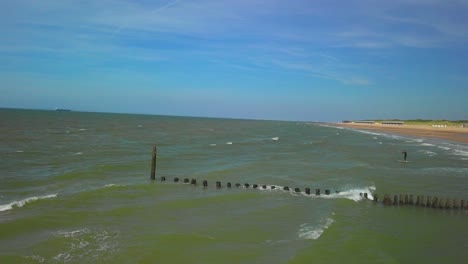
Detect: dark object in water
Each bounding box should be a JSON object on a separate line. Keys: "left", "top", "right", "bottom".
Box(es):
{"left": 262, "top": 185, "right": 267, "bottom": 189}
{"left": 161, "top": 176, "right": 166, "bottom": 181}
{"left": 191, "top": 179, "right": 197, "bottom": 185}
{"left": 184, "top": 178, "right": 189, "bottom": 183}
{"left": 227, "top": 182, "right": 232, "bottom": 188}
{"left": 305, "top": 188, "right": 311, "bottom": 195}
{"left": 174, "top": 178, "right": 179, "bottom": 182}
{"left": 283, "top": 186, "right": 290, "bottom": 191}
{"left": 203, "top": 180, "right": 208, "bottom": 187}
{"left": 325, "top": 190, "right": 330, "bottom": 195}
{"left": 253, "top": 184, "right": 258, "bottom": 189}
{"left": 235, "top": 183, "right": 241, "bottom": 187}
{"left": 216, "top": 181, "right": 221, "bottom": 188}
{"left": 294, "top": 188, "right": 300, "bottom": 193}
{"left": 244, "top": 183, "right": 250, "bottom": 188}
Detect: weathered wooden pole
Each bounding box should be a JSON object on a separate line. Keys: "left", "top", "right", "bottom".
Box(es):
{"left": 453, "top": 199, "right": 459, "bottom": 209}
{"left": 416, "top": 195, "right": 420, "bottom": 206}
{"left": 364, "top": 193, "right": 368, "bottom": 199}
{"left": 295, "top": 188, "right": 301, "bottom": 193}
{"left": 419, "top": 195, "right": 425, "bottom": 207}
{"left": 444, "top": 198, "right": 451, "bottom": 209}
{"left": 191, "top": 179, "right": 197, "bottom": 185}
{"left": 150, "top": 146, "right": 157, "bottom": 180}
{"left": 262, "top": 185, "right": 267, "bottom": 189}
{"left": 203, "top": 180, "right": 208, "bottom": 187}
{"left": 404, "top": 195, "right": 409, "bottom": 205}
{"left": 305, "top": 188, "right": 311, "bottom": 195}
{"left": 227, "top": 182, "right": 232, "bottom": 188}
{"left": 432, "top": 197, "right": 438, "bottom": 208}
{"left": 184, "top": 178, "right": 189, "bottom": 183}
{"left": 383, "top": 194, "right": 392, "bottom": 205}
{"left": 393, "top": 195, "right": 398, "bottom": 205}
{"left": 373, "top": 194, "right": 378, "bottom": 202}
{"left": 283, "top": 186, "right": 290, "bottom": 191}
{"left": 174, "top": 177, "right": 179, "bottom": 182}
{"left": 244, "top": 183, "right": 250, "bottom": 188}
{"left": 426, "top": 196, "right": 432, "bottom": 207}
{"left": 461, "top": 200, "right": 465, "bottom": 210}
{"left": 409, "top": 195, "right": 414, "bottom": 205}
{"left": 253, "top": 184, "right": 258, "bottom": 189}
{"left": 315, "top": 189, "right": 320, "bottom": 196}
{"left": 399, "top": 194, "right": 404, "bottom": 205}
{"left": 161, "top": 176, "right": 166, "bottom": 181}
{"left": 325, "top": 190, "right": 330, "bottom": 195}
{"left": 216, "top": 181, "right": 221, "bottom": 189}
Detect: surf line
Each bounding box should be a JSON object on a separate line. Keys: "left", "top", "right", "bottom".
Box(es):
{"left": 148, "top": 147, "right": 467, "bottom": 210}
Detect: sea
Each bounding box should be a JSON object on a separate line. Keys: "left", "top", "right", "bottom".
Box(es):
{"left": 1, "top": 108, "right": 467, "bottom": 263}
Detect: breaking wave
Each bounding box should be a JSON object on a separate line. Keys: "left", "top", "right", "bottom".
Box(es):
{"left": 0, "top": 194, "right": 58, "bottom": 212}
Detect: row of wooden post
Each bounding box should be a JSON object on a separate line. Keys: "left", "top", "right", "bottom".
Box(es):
{"left": 379, "top": 194, "right": 467, "bottom": 210}
{"left": 158, "top": 176, "right": 336, "bottom": 196}
{"left": 150, "top": 146, "right": 467, "bottom": 210}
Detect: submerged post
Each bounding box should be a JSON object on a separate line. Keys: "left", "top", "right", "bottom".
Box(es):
{"left": 150, "top": 146, "right": 157, "bottom": 180}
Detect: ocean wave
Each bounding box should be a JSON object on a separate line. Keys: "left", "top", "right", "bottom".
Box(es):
{"left": 418, "top": 150, "right": 437, "bottom": 156}
{"left": 0, "top": 194, "right": 58, "bottom": 212}
{"left": 226, "top": 142, "right": 233, "bottom": 145}
{"left": 103, "top": 184, "right": 125, "bottom": 188}
{"left": 420, "top": 143, "right": 435, "bottom": 147}
{"left": 257, "top": 185, "right": 375, "bottom": 202}
{"left": 298, "top": 217, "right": 335, "bottom": 240}
{"left": 452, "top": 149, "right": 468, "bottom": 157}
{"left": 271, "top": 137, "right": 279, "bottom": 141}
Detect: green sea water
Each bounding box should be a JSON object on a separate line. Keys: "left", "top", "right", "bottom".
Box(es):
{"left": 1, "top": 108, "right": 467, "bottom": 263}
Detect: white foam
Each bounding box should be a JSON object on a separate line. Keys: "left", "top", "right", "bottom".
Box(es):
{"left": 452, "top": 149, "right": 468, "bottom": 157}
{"left": 298, "top": 217, "right": 335, "bottom": 240}
{"left": 438, "top": 146, "right": 451, "bottom": 150}
{"left": 15, "top": 150, "right": 24, "bottom": 153}
{"left": 257, "top": 184, "right": 375, "bottom": 202}
{"left": 421, "top": 143, "right": 435, "bottom": 147}
{"left": 226, "top": 142, "right": 233, "bottom": 145}
{"left": 209, "top": 144, "right": 217, "bottom": 146}
{"left": 137, "top": 125, "right": 143, "bottom": 128}
{"left": 103, "top": 184, "right": 125, "bottom": 188}
{"left": 418, "top": 150, "right": 437, "bottom": 156}
{"left": 79, "top": 128, "right": 87, "bottom": 131}
{"left": 75, "top": 152, "right": 83, "bottom": 155}
{"left": 53, "top": 228, "right": 120, "bottom": 262}
{"left": 0, "top": 194, "right": 58, "bottom": 212}
{"left": 271, "top": 137, "right": 279, "bottom": 141}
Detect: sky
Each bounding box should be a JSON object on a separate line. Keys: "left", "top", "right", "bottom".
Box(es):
{"left": 1, "top": 0, "right": 467, "bottom": 121}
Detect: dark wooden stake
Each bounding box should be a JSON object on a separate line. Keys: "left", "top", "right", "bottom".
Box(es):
{"left": 150, "top": 146, "right": 157, "bottom": 180}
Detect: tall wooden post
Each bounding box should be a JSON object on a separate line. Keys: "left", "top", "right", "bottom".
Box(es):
{"left": 151, "top": 146, "right": 157, "bottom": 180}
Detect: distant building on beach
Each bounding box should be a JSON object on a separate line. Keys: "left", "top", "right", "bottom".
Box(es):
{"left": 381, "top": 121, "right": 404, "bottom": 125}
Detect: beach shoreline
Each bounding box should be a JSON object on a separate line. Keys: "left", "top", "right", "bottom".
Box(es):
{"left": 331, "top": 122, "right": 468, "bottom": 144}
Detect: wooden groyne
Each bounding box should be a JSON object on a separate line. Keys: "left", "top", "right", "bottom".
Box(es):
{"left": 149, "top": 147, "right": 468, "bottom": 211}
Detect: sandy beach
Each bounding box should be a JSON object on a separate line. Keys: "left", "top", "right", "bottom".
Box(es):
{"left": 333, "top": 123, "right": 468, "bottom": 144}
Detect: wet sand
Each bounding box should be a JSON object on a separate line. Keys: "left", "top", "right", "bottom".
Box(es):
{"left": 333, "top": 123, "right": 468, "bottom": 144}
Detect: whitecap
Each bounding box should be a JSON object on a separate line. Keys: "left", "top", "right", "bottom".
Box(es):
{"left": 271, "top": 137, "right": 279, "bottom": 141}
{"left": 452, "top": 149, "right": 468, "bottom": 157}
{"left": 0, "top": 194, "right": 58, "bottom": 212}
{"left": 226, "top": 142, "right": 233, "bottom": 145}
{"left": 438, "top": 146, "right": 451, "bottom": 150}
{"left": 421, "top": 143, "right": 435, "bottom": 147}
{"left": 209, "top": 144, "right": 217, "bottom": 147}
{"left": 137, "top": 125, "right": 143, "bottom": 128}
{"left": 15, "top": 150, "right": 24, "bottom": 153}
{"left": 418, "top": 150, "right": 437, "bottom": 156}
{"left": 75, "top": 152, "right": 83, "bottom": 155}
{"left": 103, "top": 184, "right": 124, "bottom": 188}
{"left": 298, "top": 218, "right": 335, "bottom": 240}
{"left": 79, "top": 129, "right": 87, "bottom": 131}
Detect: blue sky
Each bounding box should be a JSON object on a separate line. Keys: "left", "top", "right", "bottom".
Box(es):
{"left": 1, "top": 0, "right": 467, "bottom": 121}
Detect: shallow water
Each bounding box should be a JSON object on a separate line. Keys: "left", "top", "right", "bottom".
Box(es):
{"left": 1, "top": 109, "right": 467, "bottom": 263}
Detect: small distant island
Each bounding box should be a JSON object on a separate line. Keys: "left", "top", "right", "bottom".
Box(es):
{"left": 335, "top": 119, "right": 468, "bottom": 143}
{"left": 55, "top": 108, "right": 72, "bottom": 112}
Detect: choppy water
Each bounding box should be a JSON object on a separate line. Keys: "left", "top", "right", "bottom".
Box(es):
{"left": 1, "top": 109, "right": 467, "bottom": 263}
